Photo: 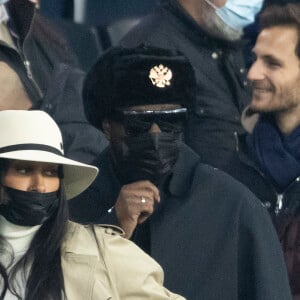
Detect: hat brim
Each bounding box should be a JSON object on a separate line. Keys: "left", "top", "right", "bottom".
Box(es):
{"left": 0, "top": 150, "right": 98, "bottom": 200}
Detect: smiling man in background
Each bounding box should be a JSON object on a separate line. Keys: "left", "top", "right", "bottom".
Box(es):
{"left": 223, "top": 2, "right": 300, "bottom": 298}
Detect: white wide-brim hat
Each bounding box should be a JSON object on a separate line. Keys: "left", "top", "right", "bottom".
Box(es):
{"left": 0, "top": 110, "right": 98, "bottom": 200}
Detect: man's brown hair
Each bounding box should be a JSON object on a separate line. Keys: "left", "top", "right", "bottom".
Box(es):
{"left": 259, "top": 3, "right": 300, "bottom": 58}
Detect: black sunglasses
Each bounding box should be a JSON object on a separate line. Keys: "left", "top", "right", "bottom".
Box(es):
{"left": 116, "top": 108, "right": 188, "bottom": 136}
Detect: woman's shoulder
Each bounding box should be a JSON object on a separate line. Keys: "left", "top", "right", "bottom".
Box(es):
{"left": 62, "top": 221, "right": 164, "bottom": 279}
{"left": 62, "top": 221, "right": 162, "bottom": 270}
{"left": 61, "top": 224, "right": 185, "bottom": 299}
{"left": 66, "top": 221, "right": 125, "bottom": 236}
{"left": 62, "top": 221, "right": 125, "bottom": 256}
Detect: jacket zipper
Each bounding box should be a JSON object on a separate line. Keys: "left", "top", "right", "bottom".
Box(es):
{"left": 275, "top": 194, "right": 283, "bottom": 215}
{"left": 17, "top": 38, "right": 43, "bottom": 99}
{"left": 23, "top": 59, "right": 43, "bottom": 97}
{"left": 275, "top": 177, "right": 300, "bottom": 215}
{"left": 0, "top": 40, "right": 44, "bottom": 101}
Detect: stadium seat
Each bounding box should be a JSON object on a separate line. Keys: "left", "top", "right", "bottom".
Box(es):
{"left": 98, "top": 17, "right": 142, "bottom": 49}
{"left": 73, "top": 0, "right": 158, "bottom": 26}
{"left": 54, "top": 19, "right": 103, "bottom": 71}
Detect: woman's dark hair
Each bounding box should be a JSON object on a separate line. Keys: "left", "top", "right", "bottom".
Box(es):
{"left": 259, "top": 3, "right": 300, "bottom": 58}
{"left": 0, "top": 160, "right": 69, "bottom": 299}
{"left": 0, "top": 159, "right": 10, "bottom": 298}
{"left": 0, "top": 244, "right": 8, "bottom": 299}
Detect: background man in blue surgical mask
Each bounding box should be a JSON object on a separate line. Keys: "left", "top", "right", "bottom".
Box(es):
{"left": 119, "top": 0, "right": 263, "bottom": 171}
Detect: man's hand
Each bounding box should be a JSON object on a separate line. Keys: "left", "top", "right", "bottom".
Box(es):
{"left": 114, "top": 180, "right": 160, "bottom": 238}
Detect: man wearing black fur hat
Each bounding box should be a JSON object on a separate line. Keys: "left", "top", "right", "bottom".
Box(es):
{"left": 69, "top": 46, "right": 292, "bottom": 300}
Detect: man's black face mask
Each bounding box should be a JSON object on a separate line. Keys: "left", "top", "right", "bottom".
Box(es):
{"left": 110, "top": 108, "right": 187, "bottom": 185}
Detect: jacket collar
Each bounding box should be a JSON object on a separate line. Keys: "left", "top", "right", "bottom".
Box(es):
{"left": 241, "top": 106, "right": 260, "bottom": 134}
{"left": 168, "top": 143, "right": 200, "bottom": 198}
{"left": 6, "top": 0, "right": 35, "bottom": 41}
{"left": 62, "top": 222, "right": 99, "bottom": 256}
{"left": 237, "top": 111, "right": 267, "bottom": 177}
{"left": 235, "top": 132, "right": 261, "bottom": 172}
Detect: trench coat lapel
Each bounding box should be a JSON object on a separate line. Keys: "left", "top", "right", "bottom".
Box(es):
{"left": 61, "top": 222, "right": 113, "bottom": 300}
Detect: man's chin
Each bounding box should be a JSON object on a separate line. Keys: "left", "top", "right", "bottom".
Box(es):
{"left": 249, "top": 95, "right": 273, "bottom": 112}
{"left": 249, "top": 101, "right": 269, "bottom": 113}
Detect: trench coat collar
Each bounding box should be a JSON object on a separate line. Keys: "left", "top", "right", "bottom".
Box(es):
{"left": 62, "top": 221, "right": 99, "bottom": 256}
{"left": 62, "top": 221, "right": 124, "bottom": 256}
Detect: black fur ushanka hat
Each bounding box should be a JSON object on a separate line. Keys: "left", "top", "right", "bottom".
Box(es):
{"left": 82, "top": 45, "right": 197, "bottom": 129}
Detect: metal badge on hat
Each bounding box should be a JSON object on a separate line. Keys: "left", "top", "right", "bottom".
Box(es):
{"left": 149, "top": 64, "right": 173, "bottom": 88}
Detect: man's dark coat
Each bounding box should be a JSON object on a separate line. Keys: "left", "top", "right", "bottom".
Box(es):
{"left": 120, "top": 0, "right": 251, "bottom": 169}
{"left": 70, "top": 145, "right": 292, "bottom": 300}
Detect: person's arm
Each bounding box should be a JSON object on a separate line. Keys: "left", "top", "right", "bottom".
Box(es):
{"left": 69, "top": 179, "right": 159, "bottom": 233}
{"left": 238, "top": 195, "right": 293, "bottom": 300}
{"left": 93, "top": 225, "right": 185, "bottom": 300}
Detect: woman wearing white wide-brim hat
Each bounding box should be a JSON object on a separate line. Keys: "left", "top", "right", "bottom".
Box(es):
{"left": 0, "top": 110, "right": 184, "bottom": 300}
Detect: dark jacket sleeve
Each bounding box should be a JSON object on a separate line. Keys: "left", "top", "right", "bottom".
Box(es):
{"left": 69, "top": 181, "right": 120, "bottom": 225}
{"left": 68, "top": 148, "right": 121, "bottom": 224}
{"left": 238, "top": 194, "right": 292, "bottom": 300}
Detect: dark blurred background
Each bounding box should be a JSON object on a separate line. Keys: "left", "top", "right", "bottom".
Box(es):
{"left": 39, "top": 0, "right": 159, "bottom": 71}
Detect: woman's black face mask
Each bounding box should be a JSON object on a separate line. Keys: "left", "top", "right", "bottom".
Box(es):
{"left": 110, "top": 108, "right": 187, "bottom": 185}
{"left": 0, "top": 187, "right": 59, "bottom": 226}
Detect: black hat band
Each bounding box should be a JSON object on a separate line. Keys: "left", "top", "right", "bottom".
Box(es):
{"left": 0, "top": 144, "right": 63, "bottom": 156}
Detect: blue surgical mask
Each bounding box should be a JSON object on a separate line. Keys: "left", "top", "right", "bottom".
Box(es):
{"left": 0, "top": 0, "right": 9, "bottom": 4}
{"left": 205, "top": 0, "right": 263, "bottom": 30}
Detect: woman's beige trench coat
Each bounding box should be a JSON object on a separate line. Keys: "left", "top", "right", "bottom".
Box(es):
{"left": 61, "top": 222, "right": 184, "bottom": 300}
